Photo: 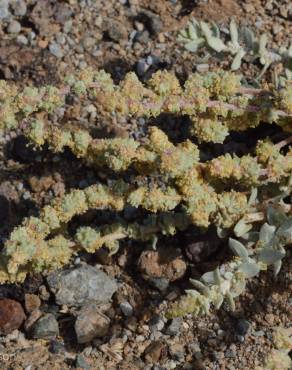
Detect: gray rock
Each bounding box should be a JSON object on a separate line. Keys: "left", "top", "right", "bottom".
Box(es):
{"left": 7, "top": 20, "right": 21, "bottom": 34}
{"left": 75, "top": 303, "right": 110, "bottom": 343}
{"left": 75, "top": 354, "right": 90, "bottom": 370}
{"left": 134, "top": 30, "right": 150, "bottom": 44}
{"left": 141, "top": 10, "right": 163, "bottom": 35}
{"left": 49, "top": 42, "right": 64, "bottom": 58}
{"left": 82, "top": 36, "right": 96, "bottom": 50}
{"left": 30, "top": 314, "right": 59, "bottom": 339}
{"left": 11, "top": 0, "right": 27, "bottom": 16}
{"left": 49, "top": 339, "right": 65, "bottom": 354}
{"left": 16, "top": 35, "right": 28, "bottom": 45}
{"left": 47, "top": 265, "right": 118, "bottom": 306}
{"left": 120, "top": 301, "right": 133, "bottom": 317}
{"left": 164, "top": 318, "right": 182, "bottom": 336}
{"left": 136, "top": 59, "right": 149, "bottom": 76}
{"left": 148, "top": 277, "right": 169, "bottom": 292}
{"left": 149, "top": 315, "right": 165, "bottom": 332}
{"left": 0, "top": 5, "right": 9, "bottom": 20}
{"left": 234, "top": 318, "right": 250, "bottom": 336}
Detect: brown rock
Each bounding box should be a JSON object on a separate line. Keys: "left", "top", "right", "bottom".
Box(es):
{"left": 0, "top": 299, "right": 26, "bottom": 335}
{"left": 75, "top": 304, "right": 111, "bottom": 344}
{"left": 144, "top": 340, "right": 167, "bottom": 363}
{"left": 138, "top": 247, "right": 187, "bottom": 282}
{"left": 24, "top": 294, "right": 41, "bottom": 313}
{"left": 24, "top": 309, "right": 43, "bottom": 333}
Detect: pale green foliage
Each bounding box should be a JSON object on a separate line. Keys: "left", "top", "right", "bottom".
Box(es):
{"left": 178, "top": 18, "right": 292, "bottom": 83}
{"left": 167, "top": 204, "right": 292, "bottom": 318}
{"left": 0, "top": 68, "right": 291, "bottom": 321}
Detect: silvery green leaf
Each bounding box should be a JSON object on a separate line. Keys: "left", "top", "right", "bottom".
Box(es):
{"left": 231, "top": 49, "right": 246, "bottom": 70}
{"left": 276, "top": 218, "right": 292, "bottom": 243}
{"left": 234, "top": 218, "right": 252, "bottom": 237}
{"left": 241, "top": 27, "right": 255, "bottom": 50}
{"left": 200, "top": 21, "right": 213, "bottom": 39}
{"left": 189, "top": 279, "right": 209, "bottom": 295}
{"left": 213, "top": 294, "right": 224, "bottom": 309}
{"left": 211, "top": 21, "right": 220, "bottom": 38}
{"left": 267, "top": 206, "right": 288, "bottom": 227}
{"left": 258, "top": 249, "right": 285, "bottom": 264}
{"left": 201, "top": 271, "right": 215, "bottom": 284}
{"left": 225, "top": 292, "right": 236, "bottom": 311}
{"left": 259, "top": 34, "right": 268, "bottom": 56}
{"left": 224, "top": 271, "right": 233, "bottom": 280}
{"left": 273, "top": 260, "right": 282, "bottom": 276}
{"left": 216, "top": 226, "right": 228, "bottom": 239}
{"left": 240, "top": 231, "right": 259, "bottom": 242}
{"left": 214, "top": 268, "right": 222, "bottom": 285}
{"left": 229, "top": 238, "right": 249, "bottom": 259}
{"left": 229, "top": 19, "right": 239, "bottom": 46}
{"left": 206, "top": 36, "right": 227, "bottom": 52}
{"left": 259, "top": 223, "right": 276, "bottom": 245}
{"left": 285, "top": 69, "right": 292, "bottom": 79}
{"left": 188, "top": 22, "right": 198, "bottom": 40}
{"left": 238, "top": 262, "right": 260, "bottom": 278}
{"left": 184, "top": 40, "right": 204, "bottom": 52}
{"left": 178, "top": 30, "right": 189, "bottom": 39}
{"left": 248, "top": 187, "right": 258, "bottom": 206}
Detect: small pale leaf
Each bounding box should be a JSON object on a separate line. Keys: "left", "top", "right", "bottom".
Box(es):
{"left": 273, "top": 260, "right": 282, "bottom": 276}
{"left": 201, "top": 271, "right": 215, "bottom": 284}
{"left": 238, "top": 262, "right": 260, "bottom": 278}
{"left": 206, "top": 37, "right": 226, "bottom": 52}
{"left": 229, "top": 19, "right": 239, "bottom": 46}
{"left": 234, "top": 218, "right": 252, "bottom": 237}
{"left": 259, "top": 223, "right": 276, "bottom": 245}
{"left": 258, "top": 249, "right": 285, "bottom": 264}
{"left": 200, "top": 21, "right": 213, "bottom": 39}
{"left": 229, "top": 238, "right": 249, "bottom": 259}
{"left": 267, "top": 206, "right": 287, "bottom": 227}
{"left": 276, "top": 218, "right": 292, "bottom": 243}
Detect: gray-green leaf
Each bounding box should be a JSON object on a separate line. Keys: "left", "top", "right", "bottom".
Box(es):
{"left": 229, "top": 238, "right": 249, "bottom": 259}
{"left": 258, "top": 249, "right": 285, "bottom": 264}
{"left": 238, "top": 262, "right": 260, "bottom": 278}
{"left": 259, "top": 223, "right": 276, "bottom": 245}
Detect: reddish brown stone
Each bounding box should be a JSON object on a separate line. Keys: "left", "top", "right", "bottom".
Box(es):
{"left": 0, "top": 298, "right": 26, "bottom": 335}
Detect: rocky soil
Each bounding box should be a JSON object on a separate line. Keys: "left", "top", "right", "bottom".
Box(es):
{"left": 0, "top": 0, "right": 291, "bottom": 369}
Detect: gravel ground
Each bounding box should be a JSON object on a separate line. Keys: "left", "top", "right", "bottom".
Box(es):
{"left": 0, "top": 0, "right": 291, "bottom": 369}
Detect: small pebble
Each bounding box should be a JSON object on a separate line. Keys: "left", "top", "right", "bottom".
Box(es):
{"left": 49, "top": 42, "right": 64, "bottom": 58}
{"left": 234, "top": 318, "right": 251, "bottom": 336}
{"left": 16, "top": 35, "right": 28, "bottom": 45}
{"left": 75, "top": 354, "right": 90, "bottom": 370}
{"left": 120, "top": 301, "right": 133, "bottom": 317}
{"left": 164, "top": 317, "right": 182, "bottom": 336}
{"left": 12, "top": 0, "right": 27, "bottom": 16}
{"left": 7, "top": 20, "right": 21, "bottom": 34}
{"left": 30, "top": 313, "right": 59, "bottom": 339}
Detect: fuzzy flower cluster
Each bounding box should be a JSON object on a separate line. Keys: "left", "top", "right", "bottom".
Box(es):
{"left": 1, "top": 68, "right": 292, "bottom": 144}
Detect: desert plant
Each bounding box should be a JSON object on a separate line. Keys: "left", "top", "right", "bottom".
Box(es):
{"left": 178, "top": 18, "right": 292, "bottom": 83}
{"left": 0, "top": 68, "right": 291, "bottom": 318}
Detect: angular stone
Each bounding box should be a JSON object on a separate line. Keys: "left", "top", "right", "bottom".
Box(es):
{"left": 75, "top": 303, "right": 110, "bottom": 343}
{"left": 24, "top": 293, "right": 41, "bottom": 313}
{"left": 30, "top": 313, "right": 59, "bottom": 339}
{"left": 47, "top": 265, "right": 118, "bottom": 306}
